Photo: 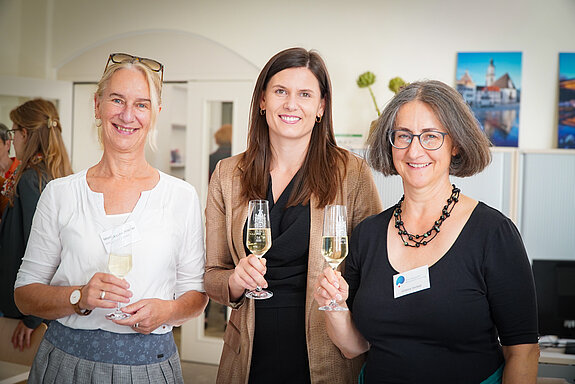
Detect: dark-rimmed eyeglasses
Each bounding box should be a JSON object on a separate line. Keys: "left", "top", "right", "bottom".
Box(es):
{"left": 104, "top": 53, "right": 164, "bottom": 83}
{"left": 389, "top": 129, "right": 449, "bottom": 151}
{"left": 6, "top": 129, "right": 20, "bottom": 140}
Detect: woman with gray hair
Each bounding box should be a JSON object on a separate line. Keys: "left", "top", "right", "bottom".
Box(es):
{"left": 315, "top": 80, "right": 539, "bottom": 383}
{"left": 14, "top": 53, "right": 208, "bottom": 383}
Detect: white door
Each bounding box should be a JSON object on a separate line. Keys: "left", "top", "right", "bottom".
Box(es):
{"left": 0, "top": 76, "right": 73, "bottom": 158}
{"left": 179, "top": 80, "right": 253, "bottom": 365}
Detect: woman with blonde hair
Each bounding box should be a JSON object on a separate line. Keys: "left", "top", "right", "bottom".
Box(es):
{"left": 14, "top": 54, "right": 207, "bottom": 383}
{"left": 0, "top": 98, "right": 72, "bottom": 351}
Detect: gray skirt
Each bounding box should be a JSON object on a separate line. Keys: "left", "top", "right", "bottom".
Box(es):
{"left": 28, "top": 322, "right": 184, "bottom": 384}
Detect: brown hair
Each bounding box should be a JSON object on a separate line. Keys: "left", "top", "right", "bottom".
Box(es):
{"left": 215, "top": 124, "right": 232, "bottom": 146}
{"left": 238, "top": 47, "right": 347, "bottom": 208}
{"left": 367, "top": 80, "right": 491, "bottom": 177}
{"left": 9, "top": 98, "right": 73, "bottom": 198}
{"left": 95, "top": 59, "right": 162, "bottom": 151}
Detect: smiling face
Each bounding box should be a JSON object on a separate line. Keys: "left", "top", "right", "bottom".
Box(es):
{"left": 260, "top": 67, "right": 325, "bottom": 145}
{"left": 95, "top": 67, "right": 151, "bottom": 155}
{"left": 392, "top": 100, "right": 457, "bottom": 192}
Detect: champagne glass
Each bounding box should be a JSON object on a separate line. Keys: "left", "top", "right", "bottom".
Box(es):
{"left": 245, "top": 200, "right": 273, "bottom": 299}
{"left": 106, "top": 229, "right": 133, "bottom": 320}
{"left": 319, "top": 204, "right": 349, "bottom": 311}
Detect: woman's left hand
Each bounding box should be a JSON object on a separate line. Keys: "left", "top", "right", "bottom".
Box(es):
{"left": 11, "top": 320, "right": 35, "bottom": 351}
{"left": 113, "top": 298, "right": 174, "bottom": 334}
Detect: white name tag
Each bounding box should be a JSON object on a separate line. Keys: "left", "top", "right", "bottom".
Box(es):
{"left": 100, "top": 221, "right": 141, "bottom": 254}
{"left": 393, "top": 265, "right": 431, "bottom": 298}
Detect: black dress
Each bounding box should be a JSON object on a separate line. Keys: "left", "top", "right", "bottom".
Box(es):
{"left": 245, "top": 174, "right": 312, "bottom": 384}
{"left": 346, "top": 203, "right": 538, "bottom": 383}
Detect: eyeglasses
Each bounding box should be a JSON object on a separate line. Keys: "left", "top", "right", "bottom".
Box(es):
{"left": 104, "top": 53, "right": 164, "bottom": 83}
{"left": 389, "top": 129, "right": 449, "bottom": 151}
{"left": 6, "top": 129, "right": 20, "bottom": 140}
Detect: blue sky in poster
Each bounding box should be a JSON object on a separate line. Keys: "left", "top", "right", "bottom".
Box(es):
{"left": 456, "top": 52, "right": 522, "bottom": 89}
{"left": 559, "top": 53, "right": 575, "bottom": 80}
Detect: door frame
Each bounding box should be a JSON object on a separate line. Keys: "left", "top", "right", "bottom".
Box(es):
{"left": 180, "top": 80, "right": 253, "bottom": 365}
{"left": 0, "top": 76, "right": 73, "bottom": 158}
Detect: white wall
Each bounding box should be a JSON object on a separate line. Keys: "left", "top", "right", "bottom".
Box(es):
{"left": 1, "top": 0, "right": 574, "bottom": 149}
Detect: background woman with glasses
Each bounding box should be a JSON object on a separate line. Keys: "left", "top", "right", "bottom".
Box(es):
{"left": 0, "top": 98, "right": 72, "bottom": 351}
{"left": 14, "top": 53, "right": 207, "bottom": 383}
{"left": 315, "top": 80, "right": 539, "bottom": 383}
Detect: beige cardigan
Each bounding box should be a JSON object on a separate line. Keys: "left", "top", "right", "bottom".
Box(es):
{"left": 204, "top": 152, "right": 382, "bottom": 384}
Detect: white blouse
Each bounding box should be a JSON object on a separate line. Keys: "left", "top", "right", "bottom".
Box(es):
{"left": 15, "top": 169, "right": 205, "bottom": 334}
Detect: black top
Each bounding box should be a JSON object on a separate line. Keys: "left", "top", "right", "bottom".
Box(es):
{"left": 243, "top": 174, "right": 310, "bottom": 308}
{"left": 346, "top": 202, "right": 538, "bottom": 384}
{"left": 245, "top": 174, "right": 312, "bottom": 384}
{"left": 0, "top": 168, "right": 49, "bottom": 328}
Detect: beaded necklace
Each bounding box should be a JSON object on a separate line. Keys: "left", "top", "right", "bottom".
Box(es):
{"left": 393, "top": 184, "right": 460, "bottom": 248}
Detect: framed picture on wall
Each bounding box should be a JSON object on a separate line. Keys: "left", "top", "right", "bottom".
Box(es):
{"left": 558, "top": 52, "right": 575, "bottom": 149}
{"left": 455, "top": 52, "right": 522, "bottom": 147}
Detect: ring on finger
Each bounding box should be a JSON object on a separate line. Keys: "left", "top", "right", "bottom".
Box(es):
{"left": 100, "top": 290, "right": 106, "bottom": 300}
{"left": 133, "top": 323, "right": 140, "bottom": 328}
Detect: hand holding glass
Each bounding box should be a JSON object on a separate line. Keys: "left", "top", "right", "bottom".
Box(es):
{"left": 106, "top": 231, "right": 133, "bottom": 320}
{"left": 319, "top": 205, "right": 349, "bottom": 311}
{"left": 245, "top": 200, "right": 273, "bottom": 299}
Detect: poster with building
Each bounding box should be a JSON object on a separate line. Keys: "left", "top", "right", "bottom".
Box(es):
{"left": 456, "top": 52, "right": 522, "bottom": 147}
{"left": 558, "top": 53, "right": 575, "bottom": 149}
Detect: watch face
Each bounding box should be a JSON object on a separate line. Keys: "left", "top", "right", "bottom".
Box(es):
{"left": 70, "top": 289, "right": 81, "bottom": 305}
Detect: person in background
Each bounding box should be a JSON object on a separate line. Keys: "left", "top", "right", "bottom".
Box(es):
{"left": 0, "top": 122, "right": 21, "bottom": 217}
{"left": 205, "top": 47, "right": 382, "bottom": 383}
{"left": 315, "top": 80, "right": 539, "bottom": 383}
{"left": 14, "top": 53, "right": 208, "bottom": 383}
{"left": 0, "top": 99, "right": 72, "bottom": 351}
{"left": 209, "top": 123, "right": 232, "bottom": 180}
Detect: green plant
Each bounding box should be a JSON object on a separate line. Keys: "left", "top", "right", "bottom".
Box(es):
{"left": 356, "top": 71, "right": 381, "bottom": 116}
{"left": 388, "top": 76, "right": 407, "bottom": 94}
{"left": 357, "top": 72, "right": 407, "bottom": 117}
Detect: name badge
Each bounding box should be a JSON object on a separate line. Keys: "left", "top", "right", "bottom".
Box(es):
{"left": 393, "top": 265, "right": 431, "bottom": 298}
{"left": 100, "top": 221, "right": 141, "bottom": 254}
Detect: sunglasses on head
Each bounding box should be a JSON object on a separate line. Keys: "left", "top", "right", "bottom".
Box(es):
{"left": 104, "top": 53, "right": 164, "bottom": 83}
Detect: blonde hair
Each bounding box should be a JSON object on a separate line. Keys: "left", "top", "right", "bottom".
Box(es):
{"left": 95, "top": 61, "right": 162, "bottom": 151}
{"left": 9, "top": 98, "right": 73, "bottom": 197}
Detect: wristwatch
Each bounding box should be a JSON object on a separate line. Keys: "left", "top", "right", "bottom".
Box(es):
{"left": 70, "top": 285, "right": 92, "bottom": 316}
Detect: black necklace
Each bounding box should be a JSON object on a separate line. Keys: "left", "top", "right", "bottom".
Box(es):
{"left": 393, "top": 184, "right": 460, "bottom": 248}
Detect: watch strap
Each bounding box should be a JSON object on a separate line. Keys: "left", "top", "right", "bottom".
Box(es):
{"left": 73, "top": 285, "right": 92, "bottom": 316}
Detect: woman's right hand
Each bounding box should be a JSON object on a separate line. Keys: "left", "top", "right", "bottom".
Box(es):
{"left": 228, "top": 255, "right": 267, "bottom": 301}
{"left": 315, "top": 267, "right": 349, "bottom": 309}
{"left": 81, "top": 272, "right": 132, "bottom": 310}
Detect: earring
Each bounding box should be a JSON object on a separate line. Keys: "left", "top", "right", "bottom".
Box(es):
{"left": 259, "top": 108, "right": 266, "bottom": 116}
{"left": 316, "top": 115, "right": 322, "bottom": 123}
{"left": 95, "top": 118, "right": 102, "bottom": 127}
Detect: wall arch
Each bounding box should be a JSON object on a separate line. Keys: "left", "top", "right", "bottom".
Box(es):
{"left": 56, "top": 29, "right": 259, "bottom": 82}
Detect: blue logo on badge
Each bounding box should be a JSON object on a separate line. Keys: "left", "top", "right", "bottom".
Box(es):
{"left": 396, "top": 275, "right": 405, "bottom": 287}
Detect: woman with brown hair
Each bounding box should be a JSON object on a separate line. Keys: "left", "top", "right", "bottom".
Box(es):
{"left": 315, "top": 80, "right": 539, "bottom": 383}
{"left": 0, "top": 98, "right": 72, "bottom": 351}
{"left": 205, "top": 47, "right": 382, "bottom": 383}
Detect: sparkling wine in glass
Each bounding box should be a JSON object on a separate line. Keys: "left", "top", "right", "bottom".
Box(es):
{"left": 106, "top": 230, "right": 133, "bottom": 320}
{"left": 245, "top": 200, "right": 273, "bottom": 299}
{"left": 319, "top": 204, "right": 349, "bottom": 311}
